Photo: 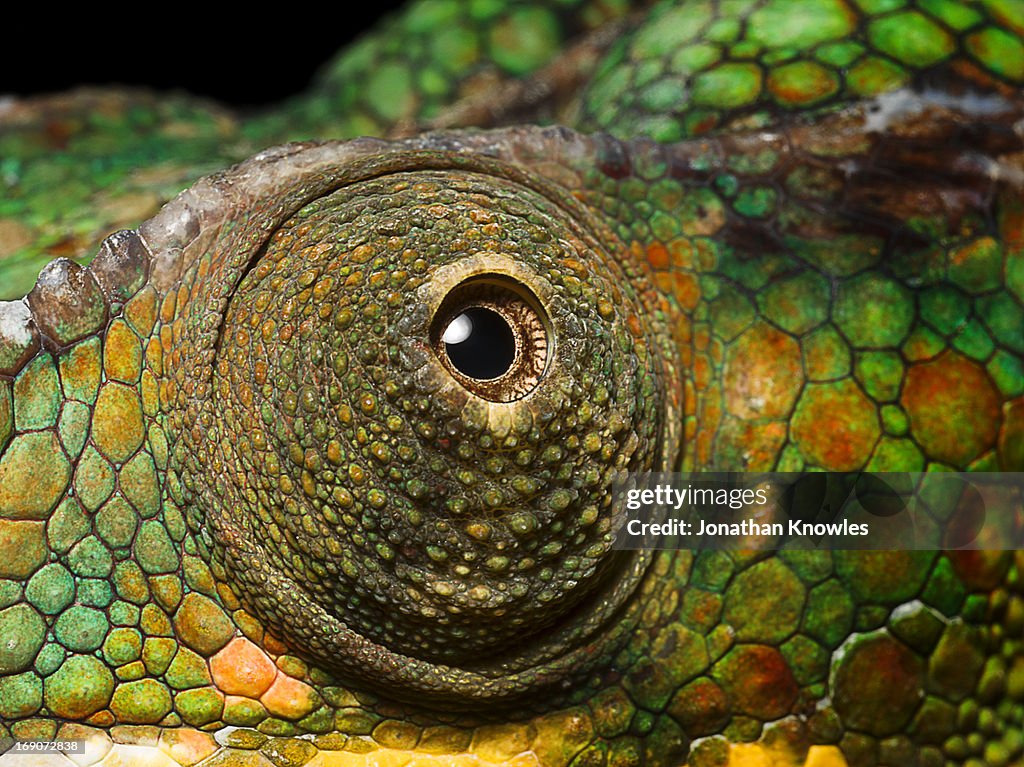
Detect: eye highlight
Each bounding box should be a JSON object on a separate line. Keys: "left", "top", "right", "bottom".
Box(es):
{"left": 430, "top": 275, "right": 548, "bottom": 402}
{"left": 442, "top": 307, "right": 515, "bottom": 379}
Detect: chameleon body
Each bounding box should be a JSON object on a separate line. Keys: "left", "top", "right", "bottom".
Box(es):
{"left": 0, "top": 2, "right": 1023, "bottom": 766}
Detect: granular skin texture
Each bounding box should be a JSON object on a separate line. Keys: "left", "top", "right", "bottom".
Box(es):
{"left": 0, "top": 2, "right": 1022, "bottom": 766}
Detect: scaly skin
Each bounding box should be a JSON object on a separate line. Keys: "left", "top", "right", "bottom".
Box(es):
{"left": 0, "top": 2, "right": 1022, "bottom": 766}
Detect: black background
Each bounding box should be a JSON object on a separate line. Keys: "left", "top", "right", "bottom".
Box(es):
{"left": 2, "top": 5, "right": 408, "bottom": 107}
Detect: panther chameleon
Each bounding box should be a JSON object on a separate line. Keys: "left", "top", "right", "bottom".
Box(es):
{"left": 0, "top": 1, "right": 1022, "bottom": 766}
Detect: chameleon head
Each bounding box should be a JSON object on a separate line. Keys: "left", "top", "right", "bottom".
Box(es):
{"left": 164, "top": 141, "right": 681, "bottom": 705}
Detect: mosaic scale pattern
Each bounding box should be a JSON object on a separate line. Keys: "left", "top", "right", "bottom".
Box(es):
{"left": 0, "top": 1, "right": 1022, "bottom": 766}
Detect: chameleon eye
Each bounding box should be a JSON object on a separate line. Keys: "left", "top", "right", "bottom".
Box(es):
{"left": 431, "top": 276, "right": 548, "bottom": 402}
{"left": 144, "top": 145, "right": 680, "bottom": 705}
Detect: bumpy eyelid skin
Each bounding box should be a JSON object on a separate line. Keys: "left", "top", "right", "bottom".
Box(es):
{"left": 0, "top": 130, "right": 685, "bottom": 706}
{"left": 102, "top": 132, "right": 679, "bottom": 705}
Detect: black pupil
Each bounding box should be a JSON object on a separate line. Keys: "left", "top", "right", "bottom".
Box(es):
{"left": 444, "top": 308, "right": 515, "bottom": 380}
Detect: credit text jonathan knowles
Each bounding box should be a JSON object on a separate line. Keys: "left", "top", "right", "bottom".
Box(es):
{"left": 623, "top": 483, "right": 870, "bottom": 538}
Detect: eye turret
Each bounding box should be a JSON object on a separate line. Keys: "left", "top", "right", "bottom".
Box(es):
{"left": 166, "top": 147, "right": 679, "bottom": 704}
